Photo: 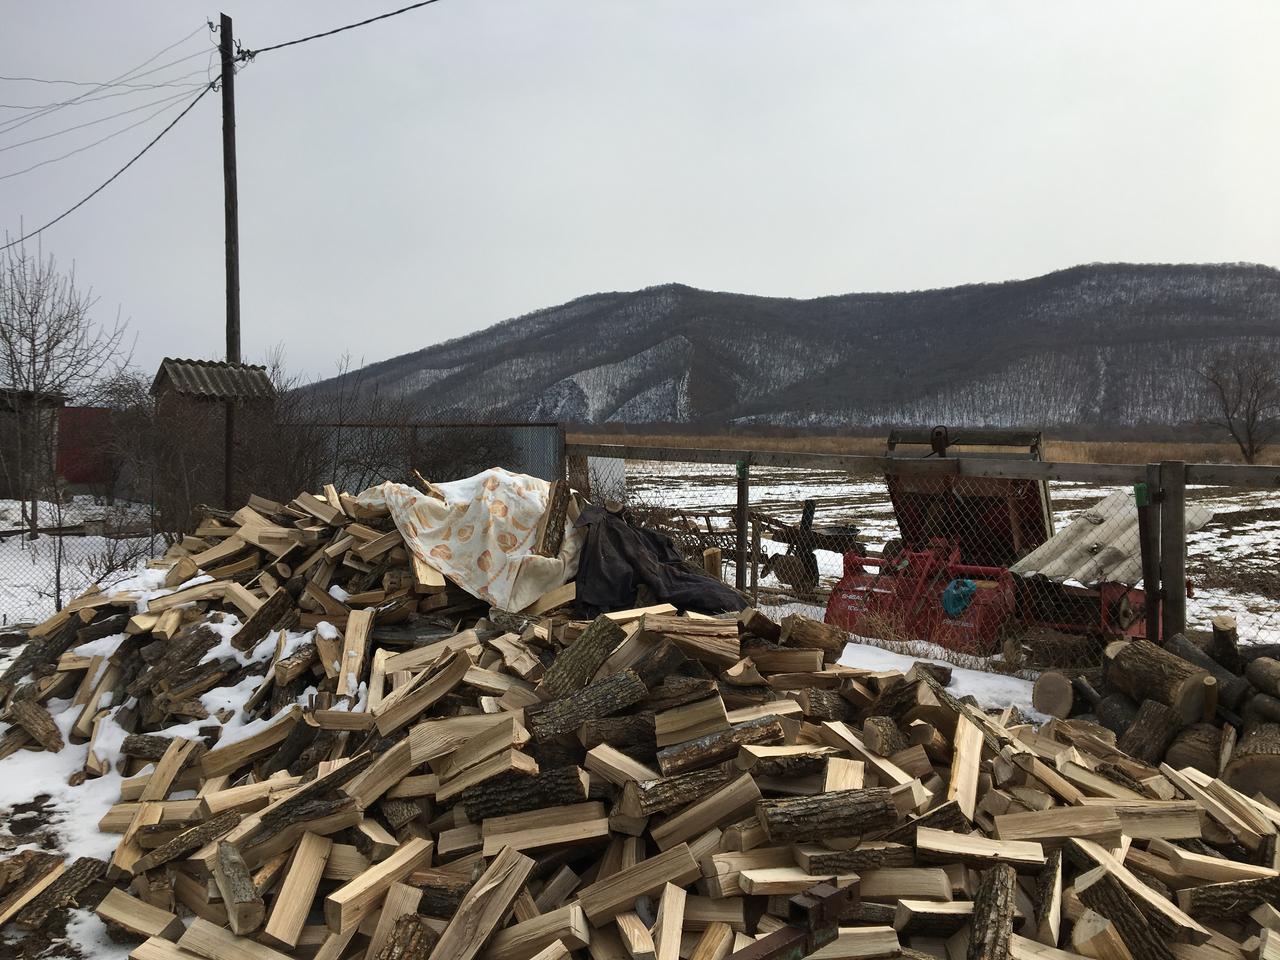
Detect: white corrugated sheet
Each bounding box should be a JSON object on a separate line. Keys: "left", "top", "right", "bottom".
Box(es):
{"left": 1010, "top": 489, "right": 1212, "bottom": 586}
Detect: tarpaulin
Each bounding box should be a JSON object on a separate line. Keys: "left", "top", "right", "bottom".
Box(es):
{"left": 359, "top": 468, "right": 582, "bottom": 612}
{"left": 573, "top": 503, "right": 744, "bottom": 617}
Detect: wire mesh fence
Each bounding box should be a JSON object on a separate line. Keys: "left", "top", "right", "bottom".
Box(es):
{"left": 569, "top": 447, "right": 1280, "bottom": 678}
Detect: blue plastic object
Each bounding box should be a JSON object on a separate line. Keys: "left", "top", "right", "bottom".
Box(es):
{"left": 942, "top": 578, "right": 977, "bottom": 618}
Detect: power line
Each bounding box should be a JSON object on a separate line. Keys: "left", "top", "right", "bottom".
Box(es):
{"left": 239, "top": 0, "right": 443, "bottom": 59}
{"left": 0, "top": 81, "right": 216, "bottom": 252}
{"left": 0, "top": 23, "right": 205, "bottom": 87}
{"left": 0, "top": 88, "right": 204, "bottom": 182}
{"left": 0, "top": 31, "right": 210, "bottom": 137}
{"left": 0, "top": 69, "right": 211, "bottom": 111}
{"left": 0, "top": 87, "right": 203, "bottom": 153}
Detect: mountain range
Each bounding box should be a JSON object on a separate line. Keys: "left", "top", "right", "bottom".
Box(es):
{"left": 315, "top": 263, "right": 1280, "bottom": 428}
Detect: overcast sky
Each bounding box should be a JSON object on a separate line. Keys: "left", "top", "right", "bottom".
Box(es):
{"left": 2, "top": 1, "right": 1277, "bottom": 378}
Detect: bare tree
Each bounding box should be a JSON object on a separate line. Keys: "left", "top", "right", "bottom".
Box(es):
{"left": 1198, "top": 347, "right": 1280, "bottom": 463}
{"left": 0, "top": 241, "right": 131, "bottom": 535}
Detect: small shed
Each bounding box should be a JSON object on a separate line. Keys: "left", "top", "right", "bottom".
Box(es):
{"left": 150, "top": 358, "right": 275, "bottom": 408}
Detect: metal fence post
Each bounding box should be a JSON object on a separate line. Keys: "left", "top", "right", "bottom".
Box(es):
{"left": 1138, "top": 463, "right": 1162, "bottom": 644}
{"left": 1159, "top": 460, "right": 1186, "bottom": 640}
{"left": 750, "top": 516, "right": 761, "bottom": 604}
{"left": 735, "top": 458, "right": 749, "bottom": 591}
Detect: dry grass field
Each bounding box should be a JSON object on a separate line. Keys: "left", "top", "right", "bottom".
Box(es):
{"left": 566, "top": 431, "right": 1276, "bottom": 465}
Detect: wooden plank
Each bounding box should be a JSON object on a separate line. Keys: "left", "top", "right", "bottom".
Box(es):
{"left": 262, "top": 832, "right": 332, "bottom": 947}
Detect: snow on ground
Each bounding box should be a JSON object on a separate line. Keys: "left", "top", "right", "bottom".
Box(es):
{"left": 0, "top": 496, "right": 151, "bottom": 530}
{"left": 838, "top": 639, "right": 1046, "bottom": 720}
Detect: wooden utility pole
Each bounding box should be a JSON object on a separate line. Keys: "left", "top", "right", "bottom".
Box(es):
{"left": 220, "top": 12, "right": 240, "bottom": 508}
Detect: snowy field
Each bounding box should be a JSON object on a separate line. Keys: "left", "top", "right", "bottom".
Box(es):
{"left": 0, "top": 497, "right": 159, "bottom": 628}
{"left": 621, "top": 459, "right": 1280, "bottom": 644}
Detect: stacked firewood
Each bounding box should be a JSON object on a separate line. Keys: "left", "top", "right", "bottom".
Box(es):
{"left": 1032, "top": 618, "right": 1280, "bottom": 804}
{"left": 0, "top": 486, "right": 1278, "bottom": 960}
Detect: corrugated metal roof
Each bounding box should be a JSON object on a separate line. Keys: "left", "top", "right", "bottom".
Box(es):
{"left": 1010, "top": 489, "right": 1213, "bottom": 586}
{"left": 151, "top": 358, "right": 276, "bottom": 400}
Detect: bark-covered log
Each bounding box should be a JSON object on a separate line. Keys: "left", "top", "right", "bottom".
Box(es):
{"left": 862, "top": 716, "right": 910, "bottom": 756}
{"left": 1204, "top": 616, "right": 1243, "bottom": 674}
{"left": 618, "top": 765, "right": 738, "bottom": 818}
{"left": 655, "top": 715, "right": 785, "bottom": 776}
{"left": 1164, "top": 633, "right": 1251, "bottom": 711}
{"left": 1032, "top": 672, "right": 1076, "bottom": 719}
{"left": 8, "top": 699, "right": 63, "bottom": 753}
{"left": 1175, "top": 875, "right": 1280, "bottom": 920}
{"left": 1163, "top": 723, "right": 1221, "bottom": 777}
{"left": 230, "top": 587, "right": 293, "bottom": 652}
{"left": 739, "top": 607, "right": 782, "bottom": 643}
{"left": 631, "top": 640, "right": 700, "bottom": 691}
{"left": 798, "top": 687, "right": 852, "bottom": 723}
{"left": 374, "top": 913, "right": 442, "bottom": 960}
{"left": 540, "top": 615, "right": 626, "bottom": 698}
{"left": 881, "top": 799, "right": 970, "bottom": 844}
{"left": 757, "top": 787, "right": 896, "bottom": 842}
{"left": 1244, "top": 693, "right": 1280, "bottom": 724}
{"left": 1223, "top": 722, "right": 1280, "bottom": 803}
{"left": 1105, "top": 639, "right": 1208, "bottom": 724}
{"left": 13, "top": 856, "right": 107, "bottom": 930}
{"left": 1246, "top": 657, "right": 1280, "bottom": 699}
{"left": 119, "top": 734, "right": 176, "bottom": 762}
{"left": 967, "top": 864, "right": 1017, "bottom": 960}
{"left": 578, "top": 713, "right": 657, "bottom": 761}
{"left": 1077, "top": 866, "right": 1174, "bottom": 960}
{"left": 213, "top": 841, "right": 263, "bottom": 935}
{"left": 131, "top": 810, "right": 241, "bottom": 874}
{"left": 461, "top": 766, "right": 588, "bottom": 821}
{"left": 1095, "top": 694, "right": 1139, "bottom": 738}
{"left": 646, "top": 677, "right": 717, "bottom": 713}
{"left": 800, "top": 842, "right": 914, "bottom": 873}
{"left": 1115, "top": 700, "right": 1181, "bottom": 764}
{"left": 529, "top": 670, "right": 648, "bottom": 742}
{"left": 0, "top": 618, "right": 78, "bottom": 696}
{"left": 411, "top": 868, "right": 474, "bottom": 918}
{"left": 779, "top": 615, "right": 846, "bottom": 654}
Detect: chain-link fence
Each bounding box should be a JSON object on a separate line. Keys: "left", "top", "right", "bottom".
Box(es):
{"left": 0, "top": 421, "right": 564, "bottom": 627}
{"left": 568, "top": 443, "right": 1280, "bottom": 678}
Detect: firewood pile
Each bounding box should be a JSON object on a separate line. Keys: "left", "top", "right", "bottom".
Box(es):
{"left": 1032, "top": 620, "right": 1280, "bottom": 804}
{"left": 0, "top": 485, "right": 1278, "bottom": 960}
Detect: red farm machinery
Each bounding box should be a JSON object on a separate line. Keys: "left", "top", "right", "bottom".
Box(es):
{"left": 824, "top": 428, "right": 1151, "bottom": 656}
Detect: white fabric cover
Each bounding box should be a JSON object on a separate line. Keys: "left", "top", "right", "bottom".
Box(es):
{"left": 359, "top": 468, "right": 582, "bottom": 612}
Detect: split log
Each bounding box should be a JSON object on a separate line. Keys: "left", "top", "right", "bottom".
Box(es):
{"left": 739, "top": 607, "right": 782, "bottom": 643}
{"left": 412, "top": 869, "right": 474, "bottom": 918}
{"left": 756, "top": 787, "right": 897, "bottom": 842}
{"left": 794, "top": 841, "right": 914, "bottom": 873}
{"left": 231, "top": 587, "right": 293, "bottom": 652}
{"left": 529, "top": 670, "right": 648, "bottom": 742}
{"left": 539, "top": 615, "right": 625, "bottom": 698}
{"left": 1223, "top": 722, "right": 1280, "bottom": 803}
{"left": 429, "top": 845, "right": 535, "bottom": 960}
{"left": 798, "top": 687, "right": 852, "bottom": 722}
{"left": 779, "top": 615, "right": 846, "bottom": 655}
{"left": 1105, "top": 639, "right": 1208, "bottom": 723}
{"left": 213, "top": 841, "right": 264, "bottom": 935}
{"left": 655, "top": 715, "right": 785, "bottom": 776}
{"left": 1246, "top": 657, "right": 1280, "bottom": 699}
{"left": 7, "top": 699, "right": 64, "bottom": 753}
{"left": 967, "top": 864, "right": 1017, "bottom": 960}
{"left": 577, "top": 713, "right": 656, "bottom": 759}
{"left": 618, "top": 766, "right": 738, "bottom": 818}
{"left": 462, "top": 766, "right": 589, "bottom": 821}
{"left": 1032, "top": 673, "right": 1076, "bottom": 720}
{"left": 1164, "top": 633, "right": 1251, "bottom": 711}
{"left": 863, "top": 717, "right": 910, "bottom": 756}
{"left": 1115, "top": 701, "right": 1181, "bottom": 765}
{"left": 376, "top": 914, "right": 441, "bottom": 960}
{"left": 1202, "top": 615, "right": 1243, "bottom": 674}
{"left": 1163, "top": 723, "right": 1221, "bottom": 777}
{"left": 13, "top": 856, "right": 107, "bottom": 930}
{"left": 1077, "top": 865, "right": 1174, "bottom": 960}
{"left": 132, "top": 809, "right": 241, "bottom": 874}
{"left": 1175, "top": 875, "right": 1280, "bottom": 920}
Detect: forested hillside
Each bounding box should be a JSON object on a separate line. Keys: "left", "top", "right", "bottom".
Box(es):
{"left": 313, "top": 263, "right": 1280, "bottom": 428}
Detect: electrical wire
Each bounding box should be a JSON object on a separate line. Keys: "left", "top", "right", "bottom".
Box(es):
{"left": 0, "top": 87, "right": 203, "bottom": 182}
{"left": 0, "top": 32, "right": 210, "bottom": 137}
{"left": 0, "top": 69, "right": 212, "bottom": 110}
{"left": 238, "top": 0, "right": 444, "bottom": 59}
{"left": 0, "top": 81, "right": 216, "bottom": 252}
{"left": 0, "top": 87, "right": 203, "bottom": 153}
